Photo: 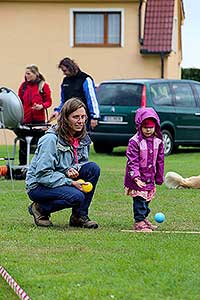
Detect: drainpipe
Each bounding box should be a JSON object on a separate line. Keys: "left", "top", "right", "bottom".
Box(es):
{"left": 138, "top": 0, "right": 147, "bottom": 45}
{"left": 138, "top": 1, "right": 143, "bottom": 44}
{"left": 160, "top": 52, "right": 165, "bottom": 78}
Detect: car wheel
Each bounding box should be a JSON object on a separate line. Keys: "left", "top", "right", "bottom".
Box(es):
{"left": 162, "top": 129, "right": 174, "bottom": 156}
{"left": 93, "top": 143, "right": 113, "bottom": 154}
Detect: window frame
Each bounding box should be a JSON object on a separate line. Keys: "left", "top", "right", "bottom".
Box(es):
{"left": 70, "top": 8, "right": 124, "bottom": 48}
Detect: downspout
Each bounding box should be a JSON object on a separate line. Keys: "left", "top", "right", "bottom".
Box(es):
{"left": 138, "top": 0, "right": 147, "bottom": 45}
{"left": 138, "top": 0, "right": 143, "bottom": 44}
{"left": 160, "top": 52, "right": 165, "bottom": 78}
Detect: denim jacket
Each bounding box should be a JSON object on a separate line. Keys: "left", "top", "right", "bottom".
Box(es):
{"left": 25, "top": 127, "right": 90, "bottom": 192}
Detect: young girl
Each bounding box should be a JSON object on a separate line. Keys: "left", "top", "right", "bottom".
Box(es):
{"left": 124, "top": 107, "right": 164, "bottom": 232}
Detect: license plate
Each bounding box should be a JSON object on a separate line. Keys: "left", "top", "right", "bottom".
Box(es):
{"left": 103, "top": 116, "right": 123, "bottom": 122}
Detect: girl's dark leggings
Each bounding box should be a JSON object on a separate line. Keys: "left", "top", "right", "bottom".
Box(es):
{"left": 133, "top": 196, "right": 150, "bottom": 222}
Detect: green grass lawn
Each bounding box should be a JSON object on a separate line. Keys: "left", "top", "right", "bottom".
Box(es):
{"left": 1, "top": 146, "right": 200, "bottom": 299}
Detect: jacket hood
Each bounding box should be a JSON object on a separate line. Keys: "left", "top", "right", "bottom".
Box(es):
{"left": 135, "top": 107, "right": 162, "bottom": 140}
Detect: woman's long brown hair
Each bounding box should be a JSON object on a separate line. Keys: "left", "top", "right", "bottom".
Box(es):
{"left": 56, "top": 98, "right": 87, "bottom": 141}
{"left": 58, "top": 57, "right": 80, "bottom": 76}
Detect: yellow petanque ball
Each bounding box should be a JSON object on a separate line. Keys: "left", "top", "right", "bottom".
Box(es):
{"left": 82, "top": 182, "right": 93, "bottom": 193}
{"left": 77, "top": 179, "right": 85, "bottom": 184}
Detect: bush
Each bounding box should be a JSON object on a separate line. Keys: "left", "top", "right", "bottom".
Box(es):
{"left": 182, "top": 68, "right": 200, "bottom": 82}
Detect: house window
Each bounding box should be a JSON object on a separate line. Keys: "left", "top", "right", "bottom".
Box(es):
{"left": 73, "top": 12, "right": 121, "bottom": 47}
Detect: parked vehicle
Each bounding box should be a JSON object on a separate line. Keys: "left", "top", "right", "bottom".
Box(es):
{"left": 91, "top": 79, "right": 200, "bottom": 155}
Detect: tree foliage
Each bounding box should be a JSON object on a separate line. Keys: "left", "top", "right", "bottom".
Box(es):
{"left": 181, "top": 68, "right": 200, "bottom": 82}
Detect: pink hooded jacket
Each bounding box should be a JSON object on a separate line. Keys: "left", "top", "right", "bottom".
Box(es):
{"left": 124, "top": 107, "right": 164, "bottom": 191}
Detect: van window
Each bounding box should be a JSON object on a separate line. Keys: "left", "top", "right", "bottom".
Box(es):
{"left": 193, "top": 83, "right": 200, "bottom": 101}
{"left": 171, "top": 83, "right": 196, "bottom": 107}
{"left": 150, "top": 83, "right": 173, "bottom": 106}
{"left": 97, "top": 83, "right": 142, "bottom": 106}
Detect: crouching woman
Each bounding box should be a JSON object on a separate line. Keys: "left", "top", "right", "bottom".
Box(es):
{"left": 26, "top": 98, "right": 100, "bottom": 228}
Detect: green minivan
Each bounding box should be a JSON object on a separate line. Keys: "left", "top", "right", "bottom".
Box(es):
{"left": 91, "top": 79, "right": 200, "bottom": 155}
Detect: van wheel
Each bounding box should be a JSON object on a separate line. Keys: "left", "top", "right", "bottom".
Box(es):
{"left": 162, "top": 130, "right": 174, "bottom": 155}
{"left": 93, "top": 143, "right": 113, "bottom": 154}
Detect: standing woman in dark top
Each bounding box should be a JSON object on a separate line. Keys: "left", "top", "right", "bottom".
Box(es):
{"left": 49, "top": 57, "right": 100, "bottom": 130}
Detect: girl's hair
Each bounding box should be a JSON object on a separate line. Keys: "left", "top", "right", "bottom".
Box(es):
{"left": 56, "top": 98, "right": 87, "bottom": 141}
{"left": 25, "top": 64, "right": 45, "bottom": 81}
{"left": 58, "top": 57, "right": 80, "bottom": 76}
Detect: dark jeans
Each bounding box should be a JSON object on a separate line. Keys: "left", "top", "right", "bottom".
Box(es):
{"left": 133, "top": 196, "right": 151, "bottom": 222}
{"left": 27, "top": 162, "right": 100, "bottom": 217}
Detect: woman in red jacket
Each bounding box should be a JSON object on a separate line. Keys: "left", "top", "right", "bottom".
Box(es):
{"left": 17, "top": 65, "right": 52, "bottom": 166}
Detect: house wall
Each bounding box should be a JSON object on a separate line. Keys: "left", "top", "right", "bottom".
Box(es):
{"left": 166, "top": 0, "right": 182, "bottom": 79}
{"left": 0, "top": 0, "right": 181, "bottom": 144}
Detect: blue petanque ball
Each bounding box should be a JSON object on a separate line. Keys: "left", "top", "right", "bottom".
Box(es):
{"left": 154, "top": 212, "right": 165, "bottom": 223}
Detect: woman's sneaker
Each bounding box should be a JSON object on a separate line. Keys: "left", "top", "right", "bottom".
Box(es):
{"left": 144, "top": 219, "right": 158, "bottom": 230}
{"left": 69, "top": 214, "right": 98, "bottom": 229}
{"left": 134, "top": 221, "right": 152, "bottom": 232}
{"left": 28, "top": 203, "right": 53, "bottom": 227}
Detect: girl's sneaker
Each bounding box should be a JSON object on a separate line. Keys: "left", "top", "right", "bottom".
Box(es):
{"left": 134, "top": 221, "right": 152, "bottom": 232}
{"left": 144, "top": 219, "right": 158, "bottom": 231}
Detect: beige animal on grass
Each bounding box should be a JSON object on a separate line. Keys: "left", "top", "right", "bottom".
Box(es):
{"left": 165, "top": 172, "right": 200, "bottom": 189}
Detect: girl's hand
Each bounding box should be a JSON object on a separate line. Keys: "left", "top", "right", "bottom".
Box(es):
{"left": 134, "top": 178, "right": 146, "bottom": 188}
{"left": 67, "top": 168, "right": 79, "bottom": 178}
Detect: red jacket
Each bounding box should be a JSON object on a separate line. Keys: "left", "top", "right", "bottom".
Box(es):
{"left": 18, "top": 80, "right": 52, "bottom": 124}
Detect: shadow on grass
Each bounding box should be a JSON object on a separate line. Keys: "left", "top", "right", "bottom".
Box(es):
{"left": 175, "top": 147, "right": 200, "bottom": 154}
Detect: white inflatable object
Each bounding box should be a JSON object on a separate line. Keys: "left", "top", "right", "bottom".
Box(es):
{"left": 0, "top": 87, "right": 23, "bottom": 129}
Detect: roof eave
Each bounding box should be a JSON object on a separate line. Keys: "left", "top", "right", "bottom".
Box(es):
{"left": 140, "top": 49, "right": 171, "bottom": 55}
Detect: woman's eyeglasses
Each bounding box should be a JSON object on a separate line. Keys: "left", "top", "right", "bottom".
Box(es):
{"left": 72, "top": 115, "right": 88, "bottom": 122}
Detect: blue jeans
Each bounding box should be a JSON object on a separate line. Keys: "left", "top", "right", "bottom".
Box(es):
{"left": 133, "top": 196, "right": 150, "bottom": 222}
{"left": 27, "top": 162, "right": 100, "bottom": 217}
